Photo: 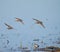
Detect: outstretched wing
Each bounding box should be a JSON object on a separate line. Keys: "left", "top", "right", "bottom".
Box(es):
{"left": 4, "top": 23, "right": 13, "bottom": 29}
{"left": 33, "top": 18, "right": 45, "bottom": 28}
{"left": 32, "top": 18, "right": 39, "bottom": 21}
{"left": 4, "top": 23, "right": 11, "bottom": 27}
{"left": 40, "top": 22, "right": 45, "bottom": 28}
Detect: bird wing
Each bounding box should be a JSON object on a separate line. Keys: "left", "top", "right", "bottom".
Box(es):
{"left": 40, "top": 23, "right": 45, "bottom": 28}
{"left": 4, "top": 23, "right": 13, "bottom": 28}
{"left": 32, "top": 18, "right": 39, "bottom": 21}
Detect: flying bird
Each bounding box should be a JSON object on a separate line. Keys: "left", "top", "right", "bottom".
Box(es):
{"left": 15, "top": 18, "right": 24, "bottom": 24}
{"left": 4, "top": 23, "right": 13, "bottom": 29}
{"left": 32, "top": 18, "right": 45, "bottom": 28}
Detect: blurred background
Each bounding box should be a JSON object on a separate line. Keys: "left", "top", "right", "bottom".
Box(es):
{"left": 0, "top": 0, "right": 60, "bottom": 51}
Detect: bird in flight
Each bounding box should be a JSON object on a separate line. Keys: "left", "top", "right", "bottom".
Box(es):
{"left": 32, "top": 18, "right": 45, "bottom": 28}
{"left": 4, "top": 23, "right": 13, "bottom": 30}
{"left": 15, "top": 17, "right": 24, "bottom": 24}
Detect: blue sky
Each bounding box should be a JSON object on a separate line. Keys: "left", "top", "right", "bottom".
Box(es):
{"left": 0, "top": 0, "right": 60, "bottom": 49}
